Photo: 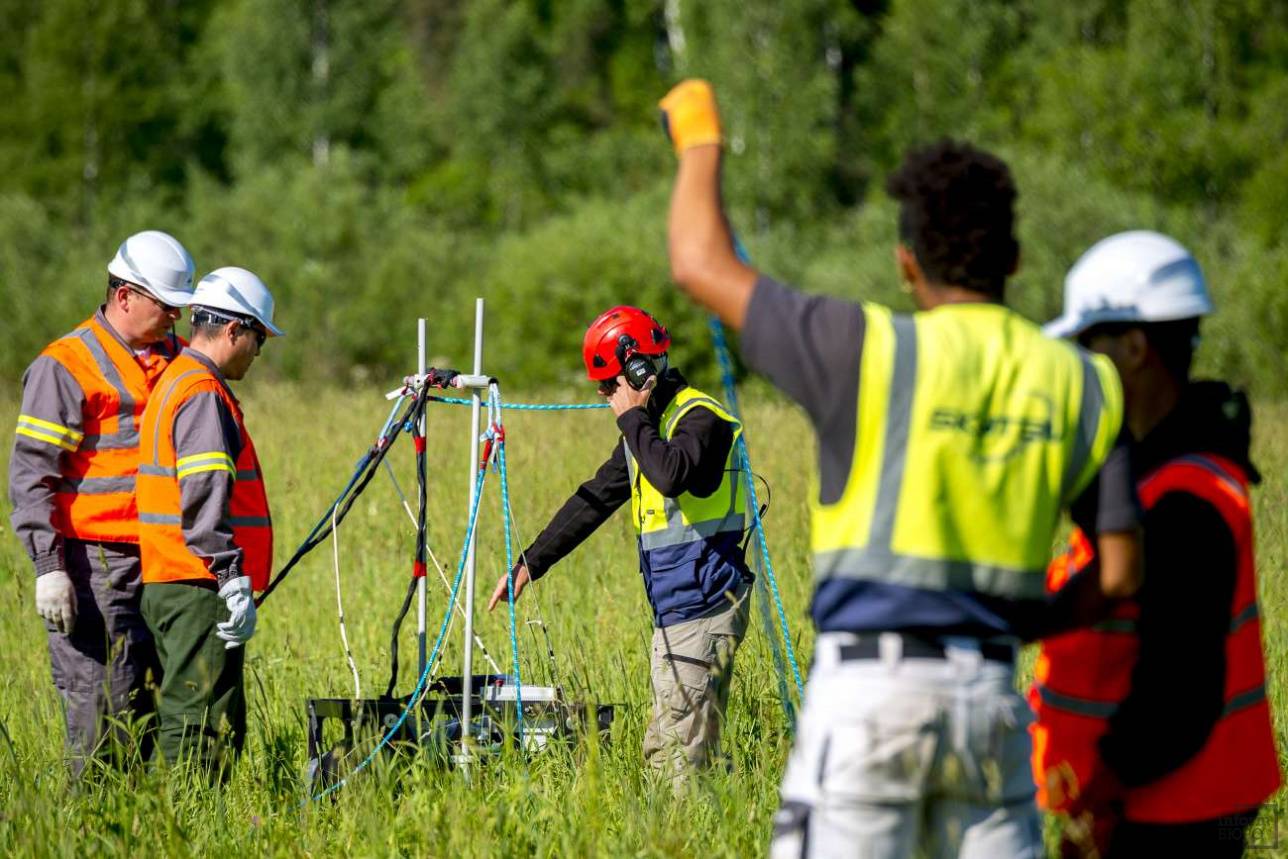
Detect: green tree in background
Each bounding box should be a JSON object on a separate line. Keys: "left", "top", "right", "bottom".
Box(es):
{"left": 852, "top": 0, "right": 1019, "bottom": 173}
{"left": 1021, "top": 0, "right": 1288, "bottom": 206}
{"left": 669, "top": 0, "right": 863, "bottom": 229}
{"left": 1, "top": 0, "right": 218, "bottom": 220}
{"left": 208, "top": 0, "right": 412, "bottom": 175}
{"left": 0, "top": 0, "right": 1285, "bottom": 393}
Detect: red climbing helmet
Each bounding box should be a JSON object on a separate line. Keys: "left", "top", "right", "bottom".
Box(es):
{"left": 582, "top": 306, "right": 671, "bottom": 381}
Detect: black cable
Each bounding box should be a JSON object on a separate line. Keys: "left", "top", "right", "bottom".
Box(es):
{"left": 386, "top": 394, "right": 431, "bottom": 698}
{"left": 256, "top": 381, "right": 428, "bottom": 607}
{"left": 727, "top": 467, "right": 772, "bottom": 551}
{"left": 384, "top": 575, "right": 418, "bottom": 699}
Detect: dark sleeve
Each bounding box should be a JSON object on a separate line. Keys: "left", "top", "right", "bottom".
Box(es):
{"left": 8, "top": 356, "right": 85, "bottom": 575}
{"left": 521, "top": 443, "right": 631, "bottom": 580}
{"left": 1098, "top": 493, "right": 1235, "bottom": 787}
{"left": 1012, "top": 567, "right": 1114, "bottom": 642}
{"left": 739, "top": 274, "right": 864, "bottom": 427}
{"left": 173, "top": 392, "right": 245, "bottom": 587}
{"left": 616, "top": 405, "right": 733, "bottom": 499}
{"left": 739, "top": 274, "right": 865, "bottom": 505}
{"left": 1070, "top": 429, "right": 1141, "bottom": 535}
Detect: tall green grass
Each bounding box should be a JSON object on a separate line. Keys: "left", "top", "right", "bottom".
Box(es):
{"left": 0, "top": 383, "right": 1283, "bottom": 857}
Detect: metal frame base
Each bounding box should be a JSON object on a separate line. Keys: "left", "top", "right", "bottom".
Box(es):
{"left": 305, "top": 675, "right": 615, "bottom": 791}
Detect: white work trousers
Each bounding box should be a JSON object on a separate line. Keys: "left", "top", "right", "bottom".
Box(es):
{"left": 771, "top": 632, "right": 1042, "bottom": 859}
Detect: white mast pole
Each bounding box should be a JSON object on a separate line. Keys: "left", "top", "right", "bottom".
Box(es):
{"left": 416, "top": 318, "right": 428, "bottom": 679}
{"left": 460, "top": 298, "right": 485, "bottom": 759}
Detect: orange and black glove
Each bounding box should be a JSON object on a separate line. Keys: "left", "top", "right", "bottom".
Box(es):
{"left": 659, "top": 79, "right": 723, "bottom": 154}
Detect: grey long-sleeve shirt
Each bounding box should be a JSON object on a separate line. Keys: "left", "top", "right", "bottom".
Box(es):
{"left": 9, "top": 308, "right": 178, "bottom": 575}
{"left": 172, "top": 350, "right": 245, "bottom": 587}
{"left": 9, "top": 356, "right": 86, "bottom": 574}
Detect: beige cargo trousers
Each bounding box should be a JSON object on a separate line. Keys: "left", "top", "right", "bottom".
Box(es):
{"left": 643, "top": 583, "right": 750, "bottom": 783}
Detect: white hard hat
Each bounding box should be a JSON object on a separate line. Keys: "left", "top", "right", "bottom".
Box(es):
{"left": 191, "top": 267, "right": 285, "bottom": 337}
{"left": 107, "top": 230, "right": 196, "bottom": 307}
{"left": 1044, "top": 230, "right": 1213, "bottom": 338}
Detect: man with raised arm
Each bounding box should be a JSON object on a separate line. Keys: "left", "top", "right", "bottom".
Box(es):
{"left": 657, "top": 79, "right": 1142, "bottom": 858}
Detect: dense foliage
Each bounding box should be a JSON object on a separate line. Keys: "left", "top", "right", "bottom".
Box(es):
{"left": 2, "top": 0, "right": 1286, "bottom": 391}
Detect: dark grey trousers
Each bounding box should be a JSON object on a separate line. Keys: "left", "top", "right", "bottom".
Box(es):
{"left": 47, "top": 540, "right": 159, "bottom": 777}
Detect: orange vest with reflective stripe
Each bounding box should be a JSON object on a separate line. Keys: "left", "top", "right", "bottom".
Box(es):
{"left": 29, "top": 315, "right": 181, "bottom": 544}
{"left": 1030, "top": 453, "right": 1281, "bottom": 822}
{"left": 136, "top": 352, "right": 273, "bottom": 590}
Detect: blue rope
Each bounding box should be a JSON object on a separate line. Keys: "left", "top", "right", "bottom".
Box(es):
{"left": 711, "top": 234, "right": 806, "bottom": 714}
{"left": 703, "top": 323, "right": 791, "bottom": 710}
{"left": 429, "top": 396, "right": 608, "bottom": 411}
{"left": 491, "top": 388, "right": 525, "bottom": 746}
{"left": 750, "top": 538, "right": 794, "bottom": 723}
{"left": 708, "top": 318, "right": 806, "bottom": 709}
{"left": 309, "top": 465, "right": 489, "bottom": 803}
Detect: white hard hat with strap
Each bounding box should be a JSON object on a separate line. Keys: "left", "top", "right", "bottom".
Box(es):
{"left": 191, "top": 267, "right": 285, "bottom": 337}
{"left": 107, "top": 230, "right": 197, "bottom": 307}
{"left": 1045, "top": 230, "right": 1213, "bottom": 338}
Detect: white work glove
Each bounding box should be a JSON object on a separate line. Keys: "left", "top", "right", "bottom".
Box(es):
{"left": 216, "top": 576, "right": 257, "bottom": 650}
{"left": 36, "top": 570, "right": 78, "bottom": 635}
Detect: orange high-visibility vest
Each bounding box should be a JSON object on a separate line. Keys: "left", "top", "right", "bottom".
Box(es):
{"left": 136, "top": 352, "right": 273, "bottom": 590}
{"left": 30, "top": 315, "right": 181, "bottom": 544}
{"left": 1030, "top": 453, "right": 1281, "bottom": 822}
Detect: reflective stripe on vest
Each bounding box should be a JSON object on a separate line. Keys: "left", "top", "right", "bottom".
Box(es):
{"left": 34, "top": 316, "right": 180, "bottom": 543}
{"left": 811, "top": 302, "right": 1123, "bottom": 601}
{"left": 137, "top": 352, "right": 273, "bottom": 591}
{"left": 1031, "top": 452, "right": 1281, "bottom": 821}
{"left": 625, "top": 386, "right": 746, "bottom": 549}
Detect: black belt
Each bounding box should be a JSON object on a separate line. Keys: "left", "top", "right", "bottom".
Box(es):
{"left": 838, "top": 633, "right": 1014, "bottom": 665}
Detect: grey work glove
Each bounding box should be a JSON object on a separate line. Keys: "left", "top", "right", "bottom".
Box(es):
{"left": 216, "top": 576, "right": 257, "bottom": 649}
{"left": 36, "top": 569, "right": 77, "bottom": 635}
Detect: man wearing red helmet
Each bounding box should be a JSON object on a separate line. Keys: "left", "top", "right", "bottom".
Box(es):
{"left": 487, "top": 305, "right": 751, "bottom": 785}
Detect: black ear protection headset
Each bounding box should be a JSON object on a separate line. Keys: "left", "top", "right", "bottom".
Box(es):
{"left": 616, "top": 334, "right": 668, "bottom": 391}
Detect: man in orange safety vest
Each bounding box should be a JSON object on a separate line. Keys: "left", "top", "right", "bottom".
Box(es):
{"left": 1033, "top": 231, "right": 1281, "bottom": 857}
{"left": 8, "top": 230, "right": 195, "bottom": 776}
{"left": 137, "top": 266, "right": 282, "bottom": 777}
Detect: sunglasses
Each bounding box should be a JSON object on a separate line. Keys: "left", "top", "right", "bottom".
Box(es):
{"left": 192, "top": 307, "right": 267, "bottom": 347}
{"left": 125, "top": 285, "right": 181, "bottom": 315}
{"left": 238, "top": 321, "right": 268, "bottom": 348}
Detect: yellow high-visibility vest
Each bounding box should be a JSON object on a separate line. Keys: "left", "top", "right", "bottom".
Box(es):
{"left": 812, "top": 302, "right": 1123, "bottom": 601}
{"left": 625, "top": 386, "right": 746, "bottom": 551}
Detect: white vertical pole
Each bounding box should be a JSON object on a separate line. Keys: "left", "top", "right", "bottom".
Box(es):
{"left": 460, "top": 298, "right": 484, "bottom": 757}
{"left": 417, "top": 318, "right": 427, "bottom": 678}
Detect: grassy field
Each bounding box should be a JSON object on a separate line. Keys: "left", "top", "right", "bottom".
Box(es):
{"left": 0, "top": 380, "right": 1285, "bottom": 857}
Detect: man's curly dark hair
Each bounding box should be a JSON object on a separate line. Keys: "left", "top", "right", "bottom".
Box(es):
{"left": 885, "top": 140, "right": 1019, "bottom": 300}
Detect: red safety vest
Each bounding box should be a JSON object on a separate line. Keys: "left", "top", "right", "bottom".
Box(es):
{"left": 136, "top": 352, "right": 273, "bottom": 590}
{"left": 1030, "top": 453, "right": 1281, "bottom": 822}
{"left": 35, "top": 314, "right": 181, "bottom": 544}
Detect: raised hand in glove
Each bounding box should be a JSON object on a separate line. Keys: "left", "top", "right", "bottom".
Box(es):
{"left": 36, "top": 570, "right": 77, "bottom": 635}
{"left": 216, "top": 576, "right": 257, "bottom": 649}
{"left": 659, "top": 79, "right": 723, "bottom": 154}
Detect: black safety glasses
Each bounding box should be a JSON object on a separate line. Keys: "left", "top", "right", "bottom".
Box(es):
{"left": 241, "top": 323, "right": 268, "bottom": 348}
{"left": 124, "top": 285, "right": 181, "bottom": 315}
{"left": 192, "top": 308, "right": 267, "bottom": 347}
